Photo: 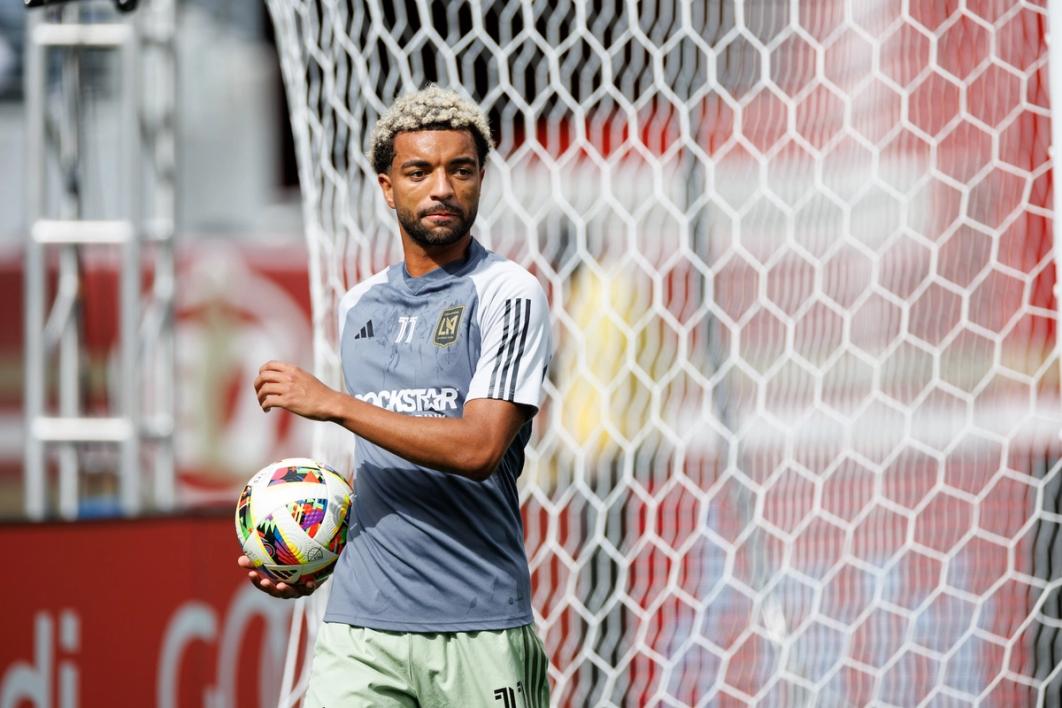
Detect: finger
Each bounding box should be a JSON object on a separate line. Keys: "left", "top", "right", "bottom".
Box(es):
{"left": 275, "top": 582, "right": 299, "bottom": 598}
{"left": 262, "top": 361, "right": 292, "bottom": 374}
{"left": 260, "top": 393, "right": 283, "bottom": 412}
{"left": 256, "top": 384, "right": 278, "bottom": 409}
{"left": 237, "top": 555, "right": 252, "bottom": 569}
{"left": 248, "top": 572, "right": 277, "bottom": 595}
{"left": 245, "top": 569, "right": 288, "bottom": 598}
{"left": 255, "top": 370, "right": 288, "bottom": 389}
{"left": 256, "top": 383, "right": 286, "bottom": 403}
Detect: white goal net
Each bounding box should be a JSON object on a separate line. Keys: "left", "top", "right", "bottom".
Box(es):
{"left": 266, "top": 0, "right": 1062, "bottom": 704}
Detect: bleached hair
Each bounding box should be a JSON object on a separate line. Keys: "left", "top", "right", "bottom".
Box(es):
{"left": 369, "top": 85, "right": 494, "bottom": 174}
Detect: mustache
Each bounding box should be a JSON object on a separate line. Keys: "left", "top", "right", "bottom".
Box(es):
{"left": 420, "top": 204, "right": 462, "bottom": 217}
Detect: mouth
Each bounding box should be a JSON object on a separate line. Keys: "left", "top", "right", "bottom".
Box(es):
{"left": 423, "top": 211, "right": 459, "bottom": 222}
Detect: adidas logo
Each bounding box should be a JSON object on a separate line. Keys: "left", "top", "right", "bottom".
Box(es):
{"left": 353, "top": 320, "right": 375, "bottom": 339}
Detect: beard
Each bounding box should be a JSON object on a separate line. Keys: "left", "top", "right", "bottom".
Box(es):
{"left": 397, "top": 202, "right": 478, "bottom": 248}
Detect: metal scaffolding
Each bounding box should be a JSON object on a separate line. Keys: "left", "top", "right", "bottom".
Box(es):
{"left": 23, "top": 0, "right": 176, "bottom": 519}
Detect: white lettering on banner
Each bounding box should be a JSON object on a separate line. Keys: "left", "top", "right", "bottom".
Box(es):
{"left": 157, "top": 603, "right": 216, "bottom": 708}
{"left": 356, "top": 387, "right": 459, "bottom": 415}
{"left": 0, "top": 610, "right": 79, "bottom": 708}
{"left": 156, "top": 585, "right": 289, "bottom": 708}
{"left": 58, "top": 613, "right": 77, "bottom": 708}
{"left": 214, "top": 583, "right": 289, "bottom": 708}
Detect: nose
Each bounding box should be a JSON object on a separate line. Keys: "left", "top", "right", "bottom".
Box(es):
{"left": 428, "top": 168, "right": 454, "bottom": 201}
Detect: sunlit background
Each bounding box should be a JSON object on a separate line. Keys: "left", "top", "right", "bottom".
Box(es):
{"left": 6, "top": 1, "right": 1062, "bottom": 707}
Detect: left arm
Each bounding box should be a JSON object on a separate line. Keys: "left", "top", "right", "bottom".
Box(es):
{"left": 254, "top": 361, "right": 530, "bottom": 481}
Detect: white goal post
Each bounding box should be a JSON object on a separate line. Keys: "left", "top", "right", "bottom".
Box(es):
{"left": 266, "top": 0, "right": 1062, "bottom": 704}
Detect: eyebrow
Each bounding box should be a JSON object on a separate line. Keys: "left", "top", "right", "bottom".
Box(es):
{"left": 398, "top": 156, "right": 478, "bottom": 170}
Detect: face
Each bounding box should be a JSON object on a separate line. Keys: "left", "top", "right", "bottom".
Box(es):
{"left": 379, "top": 129, "right": 484, "bottom": 249}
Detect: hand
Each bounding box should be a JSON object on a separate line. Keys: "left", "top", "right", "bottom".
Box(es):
{"left": 237, "top": 555, "right": 317, "bottom": 599}
{"left": 254, "top": 361, "right": 339, "bottom": 421}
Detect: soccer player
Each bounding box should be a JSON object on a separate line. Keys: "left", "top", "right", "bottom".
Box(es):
{"left": 242, "top": 86, "right": 552, "bottom": 707}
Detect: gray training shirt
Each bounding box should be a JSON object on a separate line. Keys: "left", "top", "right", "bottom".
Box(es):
{"left": 324, "top": 239, "right": 552, "bottom": 632}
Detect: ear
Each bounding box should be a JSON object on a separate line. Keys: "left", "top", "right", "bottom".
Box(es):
{"left": 378, "top": 172, "right": 395, "bottom": 209}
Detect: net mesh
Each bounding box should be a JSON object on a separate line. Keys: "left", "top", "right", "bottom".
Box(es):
{"left": 265, "top": 0, "right": 1062, "bottom": 704}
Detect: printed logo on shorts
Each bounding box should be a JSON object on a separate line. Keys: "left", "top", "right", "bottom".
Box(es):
{"left": 433, "top": 305, "right": 464, "bottom": 347}
{"left": 493, "top": 682, "right": 523, "bottom": 708}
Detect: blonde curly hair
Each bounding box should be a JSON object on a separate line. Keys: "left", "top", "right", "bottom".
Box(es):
{"left": 369, "top": 85, "right": 493, "bottom": 174}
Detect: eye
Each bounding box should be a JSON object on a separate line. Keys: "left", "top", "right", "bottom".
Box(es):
{"left": 455, "top": 167, "right": 474, "bottom": 177}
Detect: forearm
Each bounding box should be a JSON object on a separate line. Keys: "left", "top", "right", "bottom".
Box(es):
{"left": 322, "top": 390, "right": 503, "bottom": 480}
{"left": 254, "top": 361, "right": 526, "bottom": 479}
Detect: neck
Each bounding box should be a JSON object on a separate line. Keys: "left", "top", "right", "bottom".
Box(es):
{"left": 401, "top": 232, "right": 473, "bottom": 277}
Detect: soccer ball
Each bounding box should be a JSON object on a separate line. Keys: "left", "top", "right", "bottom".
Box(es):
{"left": 235, "top": 457, "right": 353, "bottom": 584}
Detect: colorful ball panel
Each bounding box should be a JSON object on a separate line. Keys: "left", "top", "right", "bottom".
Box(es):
{"left": 234, "top": 458, "right": 352, "bottom": 584}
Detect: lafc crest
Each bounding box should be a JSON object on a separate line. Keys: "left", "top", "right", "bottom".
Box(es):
{"left": 433, "top": 305, "right": 464, "bottom": 347}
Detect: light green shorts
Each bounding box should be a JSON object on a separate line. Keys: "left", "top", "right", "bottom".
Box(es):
{"left": 305, "top": 622, "right": 551, "bottom": 708}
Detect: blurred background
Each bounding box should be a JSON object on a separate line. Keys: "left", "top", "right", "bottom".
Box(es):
{"left": 5, "top": 1, "right": 1062, "bottom": 707}
{"left": 1, "top": 3, "right": 312, "bottom": 706}
{"left": 0, "top": 1, "right": 312, "bottom": 517}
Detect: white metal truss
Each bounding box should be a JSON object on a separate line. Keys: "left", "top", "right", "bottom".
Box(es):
{"left": 23, "top": 0, "right": 177, "bottom": 519}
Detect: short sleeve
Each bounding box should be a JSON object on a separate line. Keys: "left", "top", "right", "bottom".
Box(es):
{"left": 467, "top": 272, "right": 551, "bottom": 411}
{"left": 337, "top": 269, "right": 390, "bottom": 341}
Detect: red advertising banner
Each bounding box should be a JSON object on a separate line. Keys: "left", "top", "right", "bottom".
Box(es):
{"left": 0, "top": 515, "right": 292, "bottom": 708}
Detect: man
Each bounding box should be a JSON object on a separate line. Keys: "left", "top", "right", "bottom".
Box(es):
{"left": 240, "top": 85, "right": 552, "bottom": 707}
